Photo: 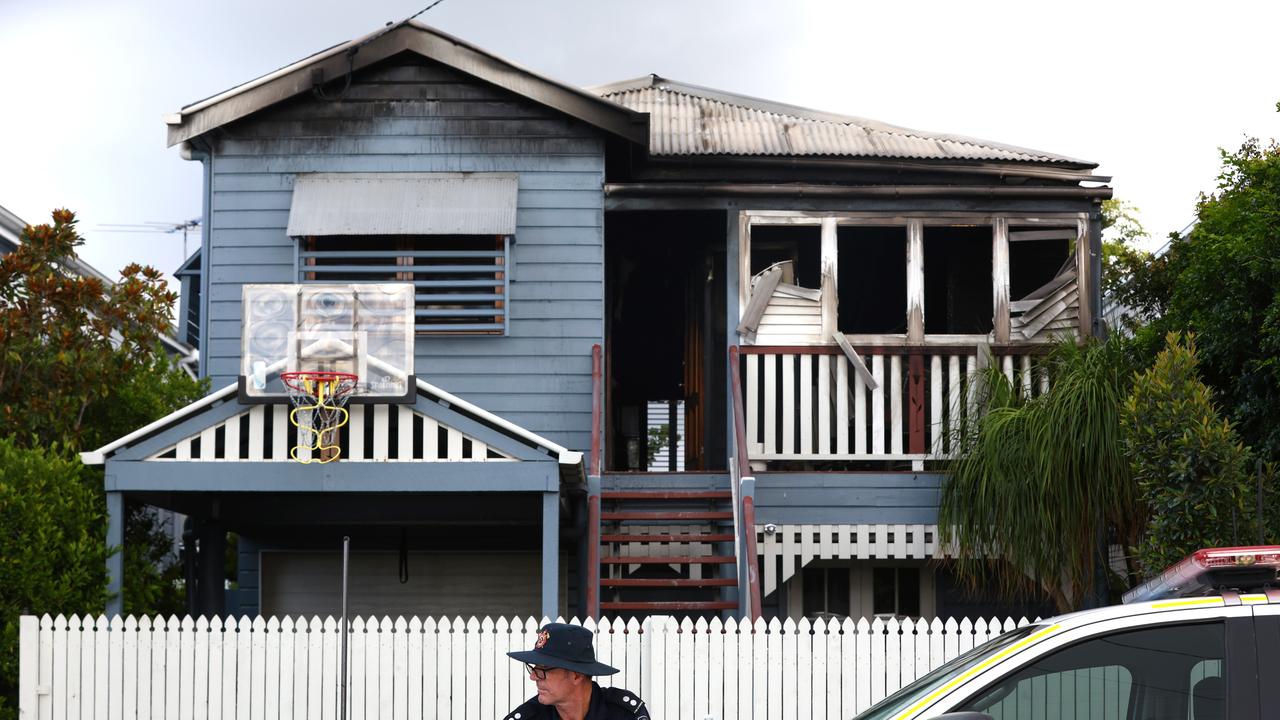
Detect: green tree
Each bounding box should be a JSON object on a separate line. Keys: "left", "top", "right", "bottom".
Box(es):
{"left": 0, "top": 438, "right": 111, "bottom": 717}
{"left": 1136, "top": 138, "right": 1280, "bottom": 460}
{"left": 0, "top": 211, "right": 208, "bottom": 714}
{"left": 0, "top": 210, "right": 184, "bottom": 449}
{"left": 1122, "top": 333, "right": 1255, "bottom": 574}
{"left": 939, "top": 338, "right": 1139, "bottom": 613}
{"left": 646, "top": 423, "right": 681, "bottom": 468}
{"left": 1100, "top": 199, "right": 1158, "bottom": 331}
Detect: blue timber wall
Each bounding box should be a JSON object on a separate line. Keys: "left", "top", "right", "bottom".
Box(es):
{"left": 753, "top": 472, "right": 944, "bottom": 525}
{"left": 202, "top": 57, "right": 605, "bottom": 451}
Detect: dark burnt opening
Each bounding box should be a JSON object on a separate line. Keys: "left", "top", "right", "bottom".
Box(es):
{"left": 924, "top": 225, "right": 993, "bottom": 334}
{"left": 837, "top": 226, "right": 908, "bottom": 334}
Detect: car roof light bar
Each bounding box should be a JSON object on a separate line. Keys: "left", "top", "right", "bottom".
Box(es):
{"left": 1122, "top": 545, "right": 1280, "bottom": 604}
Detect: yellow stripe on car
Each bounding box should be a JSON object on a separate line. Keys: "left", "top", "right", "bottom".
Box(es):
{"left": 1150, "top": 597, "right": 1224, "bottom": 609}
{"left": 896, "top": 624, "right": 1062, "bottom": 720}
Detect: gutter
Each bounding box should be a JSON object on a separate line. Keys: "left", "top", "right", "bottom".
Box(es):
{"left": 644, "top": 155, "right": 1108, "bottom": 183}
{"left": 179, "top": 140, "right": 213, "bottom": 378}
{"left": 604, "top": 182, "right": 1113, "bottom": 200}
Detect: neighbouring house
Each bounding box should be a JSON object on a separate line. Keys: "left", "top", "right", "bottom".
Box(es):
{"left": 2, "top": 203, "right": 201, "bottom": 376}
{"left": 0, "top": 204, "right": 23, "bottom": 256}
{"left": 2, "top": 203, "right": 115, "bottom": 285}
{"left": 84, "top": 21, "right": 1109, "bottom": 622}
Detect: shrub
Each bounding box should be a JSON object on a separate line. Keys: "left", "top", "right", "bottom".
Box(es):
{"left": 1123, "top": 333, "right": 1253, "bottom": 575}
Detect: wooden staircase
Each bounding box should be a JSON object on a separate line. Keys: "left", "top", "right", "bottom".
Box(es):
{"left": 596, "top": 487, "right": 741, "bottom": 616}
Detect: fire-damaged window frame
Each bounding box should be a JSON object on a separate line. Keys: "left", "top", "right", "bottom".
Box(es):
{"left": 736, "top": 211, "right": 1090, "bottom": 346}
{"left": 296, "top": 234, "right": 512, "bottom": 336}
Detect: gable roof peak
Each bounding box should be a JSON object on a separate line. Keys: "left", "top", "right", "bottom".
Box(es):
{"left": 165, "top": 21, "right": 647, "bottom": 148}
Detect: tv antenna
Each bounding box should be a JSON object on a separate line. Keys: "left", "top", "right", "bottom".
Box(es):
{"left": 96, "top": 218, "right": 202, "bottom": 260}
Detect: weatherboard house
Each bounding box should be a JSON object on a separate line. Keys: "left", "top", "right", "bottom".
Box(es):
{"left": 86, "top": 21, "right": 1110, "bottom": 622}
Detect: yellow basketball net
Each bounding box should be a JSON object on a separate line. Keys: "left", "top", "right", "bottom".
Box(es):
{"left": 280, "top": 371, "right": 358, "bottom": 464}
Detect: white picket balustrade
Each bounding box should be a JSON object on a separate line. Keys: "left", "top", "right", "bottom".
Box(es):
{"left": 20, "top": 614, "right": 1029, "bottom": 720}
{"left": 742, "top": 348, "right": 1048, "bottom": 462}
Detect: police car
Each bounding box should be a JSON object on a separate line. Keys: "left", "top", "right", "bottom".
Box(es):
{"left": 852, "top": 546, "right": 1280, "bottom": 720}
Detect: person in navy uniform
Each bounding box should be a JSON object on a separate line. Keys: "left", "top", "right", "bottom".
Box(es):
{"left": 504, "top": 622, "right": 650, "bottom": 720}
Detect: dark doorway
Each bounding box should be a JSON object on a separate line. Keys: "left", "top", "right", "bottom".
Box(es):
{"left": 605, "top": 211, "right": 727, "bottom": 471}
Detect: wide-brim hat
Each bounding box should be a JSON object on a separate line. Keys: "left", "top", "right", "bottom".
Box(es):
{"left": 507, "top": 623, "right": 619, "bottom": 676}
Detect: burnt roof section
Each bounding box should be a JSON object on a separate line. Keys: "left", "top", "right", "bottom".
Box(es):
{"left": 164, "top": 21, "right": 648, "bottom": 147}
{"left": 592, "top": 75, "right": 1098, "bottom": 170}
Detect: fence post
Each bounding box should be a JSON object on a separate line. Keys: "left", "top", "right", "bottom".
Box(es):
{"left": 640, "top": 615, "right": 673, "bottom": 712}
{"left": 19, "top": 615, "right": 37, "bottom": 718}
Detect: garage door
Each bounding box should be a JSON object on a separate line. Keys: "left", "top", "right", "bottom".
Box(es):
{"left": 260, "top": 551, "right": 566, "bottom": 619}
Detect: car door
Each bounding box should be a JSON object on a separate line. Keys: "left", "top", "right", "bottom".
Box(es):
{"left": 1252, "top": 597, "right": 1280, "bottom": 712}
{"left": 936, "top": 611, "right": 1260, "bottom": 719}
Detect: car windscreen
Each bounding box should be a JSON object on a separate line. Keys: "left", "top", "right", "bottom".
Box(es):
{"left": 851, "top": 624, "right": 1045, "bottom": 720}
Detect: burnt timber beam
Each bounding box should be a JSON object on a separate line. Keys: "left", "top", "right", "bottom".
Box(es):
{"left": 605, "top": 183, "right": 1113, "bottom": 200}
{"left": 641, "top": 155, "right": 1107, "bottom": 182}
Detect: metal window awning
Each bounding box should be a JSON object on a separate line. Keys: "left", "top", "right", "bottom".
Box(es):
{"left": 286, "top": 173, "right": 518, "bottom": 237}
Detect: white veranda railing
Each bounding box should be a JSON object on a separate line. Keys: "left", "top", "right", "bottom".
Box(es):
{"left": 741, "top": 346, "right": 1049, "bottom": 462}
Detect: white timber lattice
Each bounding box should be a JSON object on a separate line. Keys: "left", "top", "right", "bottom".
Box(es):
{"left": 757, "top": 523, "right": 954, "bottom": 597}
{"left": 146, "top": 404, "right": 513, "bottom": 462}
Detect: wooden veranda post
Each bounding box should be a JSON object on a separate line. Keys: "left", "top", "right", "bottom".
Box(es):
{"left": 728, "top": 345, "right": 762, "bottom": 620}
{"left": 908, "top": 353, "right": 926, "bottom": 455}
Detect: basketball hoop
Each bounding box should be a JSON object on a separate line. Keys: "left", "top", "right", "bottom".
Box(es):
{"left": 280, "top": 371, "right": 358, "bottom": 464}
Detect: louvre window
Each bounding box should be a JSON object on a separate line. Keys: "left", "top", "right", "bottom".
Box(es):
{"left": 298, "top": 234, "right": 509, "bottom": 334}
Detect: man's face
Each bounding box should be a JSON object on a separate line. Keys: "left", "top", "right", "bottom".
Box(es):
{"left": 529, "top": 665, "right": 579, "bottom": 706}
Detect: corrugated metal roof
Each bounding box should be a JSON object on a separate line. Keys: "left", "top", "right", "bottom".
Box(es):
{"left": 592, "top": 75, "right": 1093, "bottom": 167}
{"left": 286, "top": 173, "right": 518, "bottom": 237}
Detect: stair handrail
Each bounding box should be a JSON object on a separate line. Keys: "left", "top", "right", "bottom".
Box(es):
{"left": 587, "top": 343, "right": 602, "bottom": 617}
{"left": 728, "top": 345, "right": 762, "bottom": 620}
{"left": 591, "top": 344, "right": 603, "bottom": 476}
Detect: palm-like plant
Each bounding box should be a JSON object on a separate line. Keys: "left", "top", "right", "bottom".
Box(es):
{"left": 938, "top": 337, "right": 1139, "bottom": 613}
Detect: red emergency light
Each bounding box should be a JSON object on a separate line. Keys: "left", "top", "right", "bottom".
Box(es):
{"left": 1122, "top": 545, "right": 1280, "bottom": 604}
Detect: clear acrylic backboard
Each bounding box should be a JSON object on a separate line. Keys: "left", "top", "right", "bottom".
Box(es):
{"left": 240, "top": 283, "right": 415, "bottom": 402}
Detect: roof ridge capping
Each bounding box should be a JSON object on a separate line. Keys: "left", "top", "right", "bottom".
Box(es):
{"left": 591, "top": 74, "right": 1097, "bottom": 169}
{"left": 165, "top": 20, "right": 647, "bottom": 147}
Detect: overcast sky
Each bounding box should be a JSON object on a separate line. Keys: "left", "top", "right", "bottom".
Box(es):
{"left": 2, "top": 0, "right": 1277, "bottom": 283}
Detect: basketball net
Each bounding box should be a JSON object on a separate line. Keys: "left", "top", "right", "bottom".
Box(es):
{"left": 281, "top": 371, "right": 358, "bottom": 464}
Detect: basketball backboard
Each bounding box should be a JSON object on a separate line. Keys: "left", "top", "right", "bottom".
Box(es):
{"left": 240, "top": 283, "right": 415, "bottom": 403}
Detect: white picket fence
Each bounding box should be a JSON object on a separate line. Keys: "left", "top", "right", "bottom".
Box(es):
{"left": 19, "top": 614, "right": 1029, "bottom": 720}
